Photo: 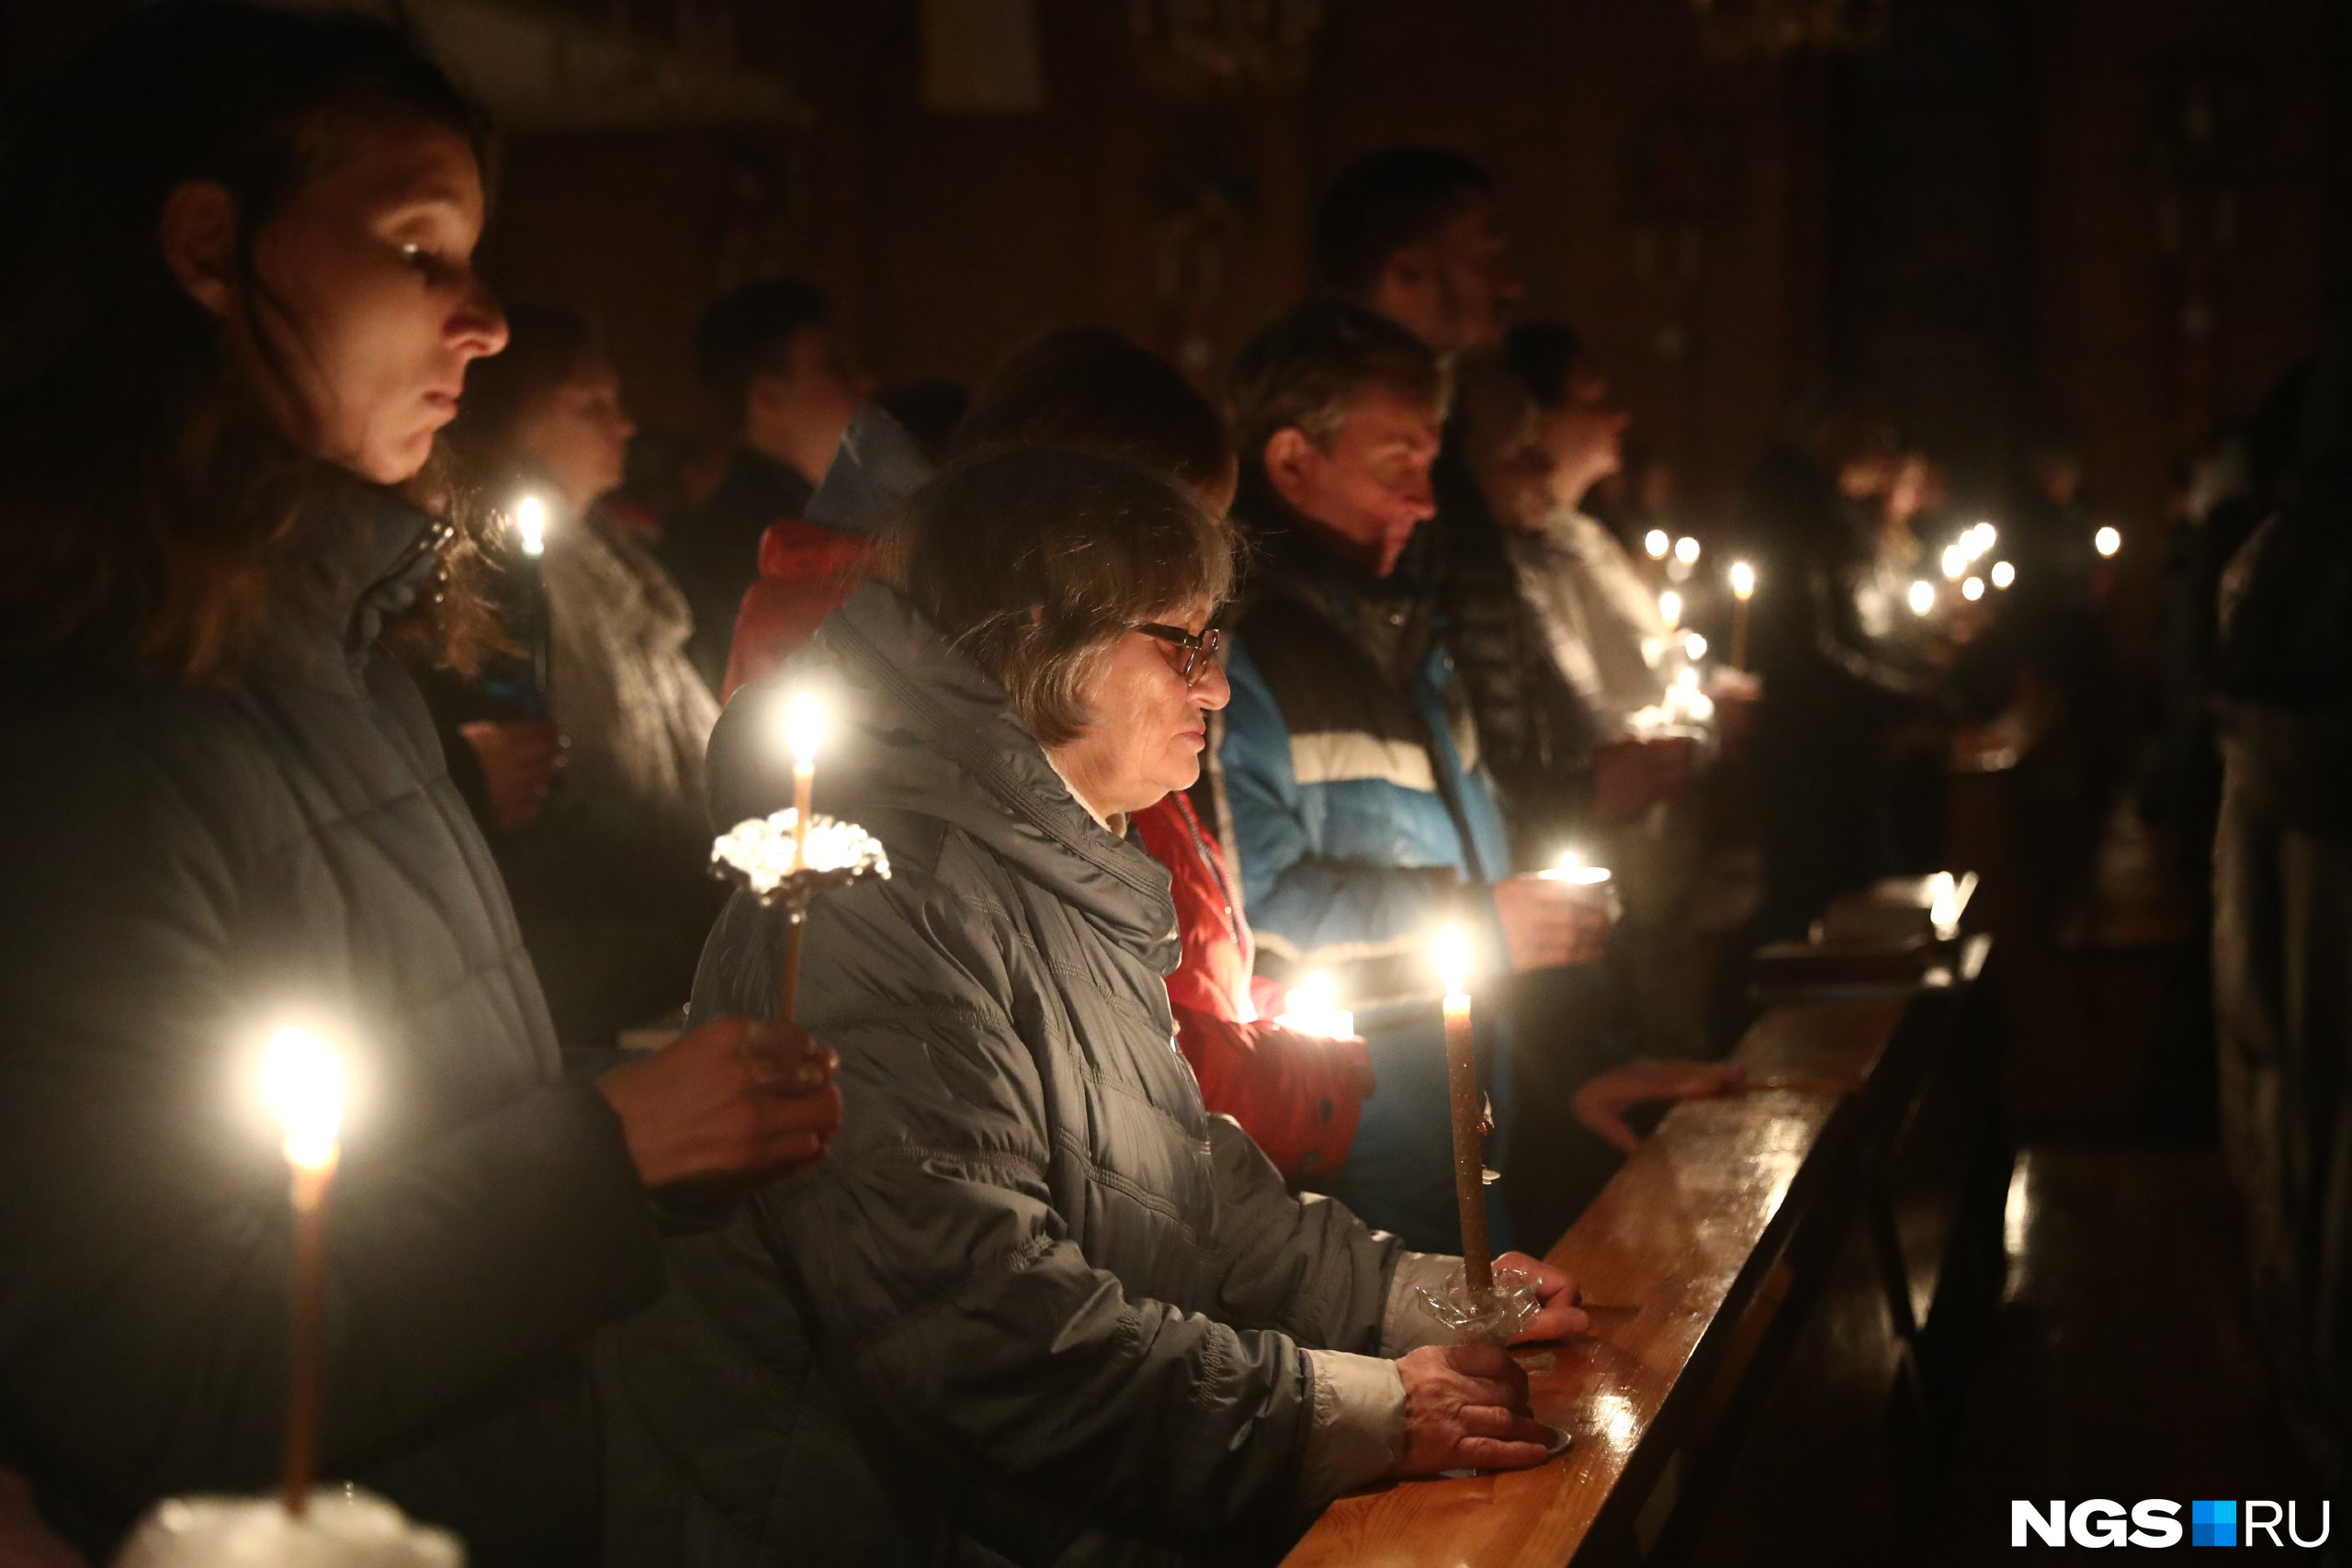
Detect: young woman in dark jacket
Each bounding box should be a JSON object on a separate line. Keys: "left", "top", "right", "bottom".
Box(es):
{"left": 0, "top": 7, "right": 839, "bottom": 1561}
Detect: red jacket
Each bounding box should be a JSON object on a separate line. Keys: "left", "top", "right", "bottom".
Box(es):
{"left": 1132, "top": 794, "right": 1370, "bottom": 1182}
{"left": 721, "top": 517, "right": 874, "bottom": 701}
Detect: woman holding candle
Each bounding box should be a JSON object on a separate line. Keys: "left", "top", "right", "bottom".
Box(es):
{"left": 435, "top": 302, "right": 726, "bottom": 1048}
{"left": 0, "top": 7, "right": 841, "bottom": 1561}
{"left": 709, "top": 324, "right": 1381, "bottom": 1183}
{"left": 607, "top": 446, "right": 1588, "bottom": 1566}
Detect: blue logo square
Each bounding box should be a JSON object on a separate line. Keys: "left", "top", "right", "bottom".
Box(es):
{"left": 2192, "top": 1500, "right": 2237, "bottom": 1547}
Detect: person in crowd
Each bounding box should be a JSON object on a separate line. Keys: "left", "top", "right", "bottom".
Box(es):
{"left": 0, "top": 7, "right": 842, "bottom": 1560}
{"left": 606, "top": 446, "right": 1590, "bottom": 1565}
{"left": 663, "top": 277, "right": 872, "bottom": 689}
{"left": 1453, "top": 327, "right": 1758, "bottom": 1065}
{"left": 436, "top": 303, "right": 725, "bottom": 1046}
{"left": 2210, "top": 327, "right": 2352, "bottom": 1526}
{"left": 1216, "top": 300, "right": 1613, "bottom": 1252}
{"left": 717, "top": 323, "right": 1378, "bottom": 1182}
{"left": 1314, "top": 145, "right": 1521, "bottom": 360}
{"left": 718, "top": 379, "right": 966, "bottom": 699}
{"left": 1736, "top": 393, "right": 1943, "bottom": 938}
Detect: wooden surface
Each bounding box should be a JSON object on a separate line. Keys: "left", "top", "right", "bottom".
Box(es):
{"left": 1283, "top": 998, "right": 1910, "bottom": 1568}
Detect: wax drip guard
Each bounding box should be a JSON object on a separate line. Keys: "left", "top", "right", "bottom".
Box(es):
{"left": 1412, "top": 1260, "right": 1545, "bottom": 1346}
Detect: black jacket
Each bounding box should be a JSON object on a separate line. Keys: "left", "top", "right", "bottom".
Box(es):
{"left": 0, "top": 486, "right": 662, "bottom": 1563}
{"left": 1428, "top": 438, "right": 1601, "bottom": 863}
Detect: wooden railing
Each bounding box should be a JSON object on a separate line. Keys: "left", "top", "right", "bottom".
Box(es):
{"left": 1283, "top": 936, "right": 2007, "bottom": 1567}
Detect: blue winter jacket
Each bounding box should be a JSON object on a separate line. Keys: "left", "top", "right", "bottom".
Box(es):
{"left": 1214, "top": 514, "right": 1517, "bottom": 1250}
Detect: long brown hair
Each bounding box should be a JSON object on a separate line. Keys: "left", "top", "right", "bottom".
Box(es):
{"left": 0, "top": 1, "right": 501, "bottom": 682}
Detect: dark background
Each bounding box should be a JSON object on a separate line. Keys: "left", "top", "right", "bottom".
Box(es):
{"left": 6, "top": 0, "right": 2345, "bottom": 671}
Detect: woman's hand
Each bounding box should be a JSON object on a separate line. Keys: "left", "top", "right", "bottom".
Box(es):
{"left": 595, "top": 1016, "right": 842, "bottom": 1190}
{"left": 458, "top": 717, "right": 561, "bottom": 830}
{"left": 1571, "top": 1058, "right": 1747, "bottom": 1154}
{"left": 1494, "top": 1251, "right": 1590, "bottom": 1342}
{"left": 1387, "top": 1343, "right": 1555, "bottom": 1477}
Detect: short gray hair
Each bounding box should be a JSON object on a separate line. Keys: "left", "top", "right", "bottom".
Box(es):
{"left": 880, "top": 446, "right": 1235, "bottom": 747}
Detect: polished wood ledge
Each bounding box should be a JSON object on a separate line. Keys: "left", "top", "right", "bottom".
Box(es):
{"left": 1285, "top": 936, "right": 2005, "bottom": 1568}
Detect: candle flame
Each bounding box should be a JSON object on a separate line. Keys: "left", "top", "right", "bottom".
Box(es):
{"left": 514, "top": 495, "right": 547, "bottom": 558}
{"left": 1962, "top": 575, "right": 1985, "bottom": 602}
{"left": 1729, "top": 560, "right": 1756, "bottom": 600}
{"left": 1644, "top": 528, "right": 1670, "bottom": 561}
{"left": 1673, "top": 536, "right": 1701, "bottom": 565}
{"left": 1907, "top": 579, "right": 1936, "bottom": 616}
{"left": 1434, "top": 923, "right": 1473, "bottom": 999}
{"left": 2094, "top": 525, "right": 2121, "bottom": 558}
{"left": 1657, "top": 590, "right": 1683, "bottom": 628}
{"left": 1684, "top": 631, "right": 1708, "bottom": 661}
{"left": 1291, "top": 972, "right": 1336, "bottom": 1015}
{"left": 783, "top": 691, "right": 825, "bottom": 769}
{"left": 1940, "top": 544, "right": 1968, "bottom": 581}
{"left": 1990, "top": 559, "right": 2016, "bottom": 589}
{"left": 263, "top": 1027, "right": 345, "bottom": 1173}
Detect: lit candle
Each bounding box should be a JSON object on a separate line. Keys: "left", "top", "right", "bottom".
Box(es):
{"left": 513, "top": 495, "right": 552, "bottom": 708}
{"left": 1940, "top": 543, "right": 1968, "bottom": 581}
{"left": 776, "top": 692, "right": 826, "bottom": 1025}
{"left": 1990, "top": 559, "right": 2016, "bottom": 590}
{"left": 1542, "top": 849, "right": 1612, "bottom": 887}
{"left": 261, "top": 1027, "right": 345, "bottom": 1517}
{"left": 1684, "top": 630, "right": 1708, "bottom": 662}
{"left": 1729, "top": 559, "right": 1756, "bottom": 669}
{"left": 782, "top": 693, "right": 824, "bottom": 872}
{"left": 1434, "top": 925, "right": 1491, "bottom": 1295}
{"left": 1272, "top": 971, "right": 1354, "bottom": 1041}
{"left": 1673, "top": 536, "right": 1701, "bottom": 566}
{"left": 514, "top": 494, "right": 547, "bottom": 559}
{"left": 1644, "top": 528, "right": 1670, "bottom": 564}
{"left": 1962, "top": 575, "right": 1985, "bottom": 602}
{"left": 1657, "top": 589, "right": 1683, "bottom": 630}
{"left": 1907, "top": 579, "right": 1936, "bottom": 617}
{"left": 2094, "top": 525, "right": 2121, "bottom": 558}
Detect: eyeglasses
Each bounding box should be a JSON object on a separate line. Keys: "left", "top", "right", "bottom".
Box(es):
{"left": 1133, "top": 622, "right": 1224, "bottom": 686}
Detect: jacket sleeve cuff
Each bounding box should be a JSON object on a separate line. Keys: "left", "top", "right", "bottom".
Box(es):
{"left": 1380, "top": 1251, "right": 1462, "bottom": 1355}
{"left": 1300, "top": 1349, "right": 1407, "bottom": 1502}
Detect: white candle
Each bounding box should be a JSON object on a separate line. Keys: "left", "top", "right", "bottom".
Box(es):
{"left": 1542, "top": 848, "right": 1613, "bottom": 887}
{"left": 514, "top": 495, "right": 547, "bottom": 558}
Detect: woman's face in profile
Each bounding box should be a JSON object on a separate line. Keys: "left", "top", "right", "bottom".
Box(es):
{"left": 179, "top": 115, "right": 508, "bottom": 484}
{"left": 1051, "top": 601, "right": 1231, "bottom": 820}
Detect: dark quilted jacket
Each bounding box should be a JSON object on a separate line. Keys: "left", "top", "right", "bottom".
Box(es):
{"left": 602, "top": 582, "right": 1402, "bottom": 1567}
{"left": 0, "top": 486, "right": 662, "bottom": 1564}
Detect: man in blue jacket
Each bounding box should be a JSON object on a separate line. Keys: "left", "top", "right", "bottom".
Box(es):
{"left": 1216, "top": 301, "right": 1610, "bottom": 1251}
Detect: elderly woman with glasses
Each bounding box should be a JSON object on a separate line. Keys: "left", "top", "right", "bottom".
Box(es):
{"left": 604, "top": 445, "right": 1587, "bottom": 1567}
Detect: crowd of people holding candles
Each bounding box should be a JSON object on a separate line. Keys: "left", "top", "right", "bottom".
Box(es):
{"left": 4, "top": 4, "right": 2331, "bottom": 1565}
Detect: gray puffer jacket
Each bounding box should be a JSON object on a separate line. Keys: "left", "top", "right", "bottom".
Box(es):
{"left": 0, "top": 486, "right": 662, "bottom": 1564}
{"left": 603, "top": 582, "right": 1403, "bottom": 1566}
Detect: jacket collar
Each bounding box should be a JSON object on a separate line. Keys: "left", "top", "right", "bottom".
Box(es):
{"left": 788, "top": 581, "right": 1180, "bottom": 969}
{"left": 267, "top": 477, "right": 442, "bottom": 690}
